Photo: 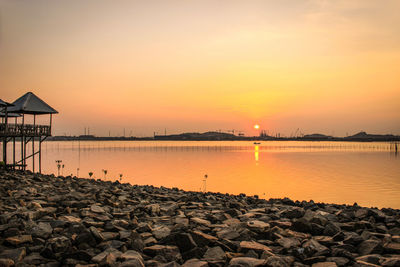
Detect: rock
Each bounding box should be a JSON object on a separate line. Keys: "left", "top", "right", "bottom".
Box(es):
{"left": 311, "top": 263, "right": 337, "bottom": 267}
{"left": 21, "top": 253, "right": 48, "bottom": 265}
{"left": 358, "top": 240, "right": 383, "bottom": 255}
{"left": 302, "top": 239, "right": 330, "bottom": 257}
{"left": 48, "top": 235, "right": 72, "bottom": 253}
{"left": 243, "top": 250, "right": 257, "bottom": 259}
{"left": 239, "top": 241, "right": 273, "bottom": 254}
{"left": 100, "top": 252, "right": 117, "bottom": 266}
{"left": 281, "top": 207, "right": 305, "bottom": 219}
{"left": 5, "top": 235, "right": 33, "bottom": 245}
{"left": 146, "top": 204, "right": 160, "bottom": 215}
{"left": 383, "top": 242, "right": 400, "bottom": 254}
{"left": 292, "top": 218, "right": 312, "bottom": 233}
{"left": 0, "top": 259, "right": 14, "bottom": 267}
{"left": 89, "top": 226, "right": 105, "bottom": 242}
{"left": 91, "top": 204, "right": 106, "bottom": 213}
{"left": 326, "top": 257, "right": 349, "bottom": 267}
{"left": 32, "top": 222, "right": 53, "bottom": 239}
{"left": 120, "top": 250, "right": 145, "bottom": 267}
{"left": 217, "top": 228, "right": 241, "bottom": 240}
{"left": 75, "top": 229, "right": 97, "bottom": 247}
{"left": 380, "top": 257, "right": 400, "bottom": 267}
{"left": 92, "top": 248, "right": 122, "bottom": 263}
{"left": 277, "top": 237, "right": 301, "bottom": 249}
{"left": 153, "top": 226, "right": 171, "bottom": 240}
{"left": 229, "top": 257, "right": 266, "bottom": 266}
{"left": 191, "top": 231, "right": 218, "bottom": 247}
{"left": 304, "top": 256, "right": 327, "bottom": 265}
{"left": 182, "top": 258, "right": 208, "bottom": 267}
{"left": 323, "top": 223, "right": 341, "bottom": 237}
{"left": 160, "top": 262, "right": 181, "bottom": 267}
{"left": 143, "top": 245, "right": 182, "bottom": 262}
{"left": 175, "top": 233, "right": 197, "bottom": 252}
{"left": 59, "top": 215, "right": 82, "bottom": 223}
{"left": 356, "top": 255, "right": 382, "bottom": 265}
{"left": 265, "top": 255, "right": 289, "bottom": 267}
{"left": 247, "top": 220, "right": 270, "bottom": 232}
{"left": 203, "top": 246, "right": 226, "bottom": 261}
{"left": 191, "top": 217, "right": 211, "bottom": 227}
{"left": 355, "top": 260, "right": 380, "bottom": 266}
{"left": 0, "top": 171, "right": 399, "bottom": 267}
{"left": 0, "top": 248, "right": 26, "bottom": 263}
{"left": 120, "top": 260, "right": 145, "bottom": 267}
{"left": 343, "top": 231, "right": 364, "bottom": 246}
{"left": 137, "top": 222, "right": 152, "bottom": 233}
{"left": 355, "top": 209, "right": 370, "bottom": 219}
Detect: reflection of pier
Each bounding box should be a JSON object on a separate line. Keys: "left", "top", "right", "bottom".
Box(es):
{"left": 1, "top": 92, "right": 57, "bottom": 172}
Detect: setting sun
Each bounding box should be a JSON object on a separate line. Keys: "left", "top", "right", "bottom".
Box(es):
{"left": 254, "top": 124, "right": 260, "bottom": 130}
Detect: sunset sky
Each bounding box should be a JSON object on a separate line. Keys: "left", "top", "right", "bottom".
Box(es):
{"left": 1, "top": 0, "right": 399, "bottom": 137}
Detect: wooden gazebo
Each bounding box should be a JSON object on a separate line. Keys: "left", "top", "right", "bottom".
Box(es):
{"left": 1, "top": 92, "right": 58, "bottom": 173}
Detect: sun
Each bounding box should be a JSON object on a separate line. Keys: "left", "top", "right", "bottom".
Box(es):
{"left": 254, "top": 124, "right": 260, "bottom": 129}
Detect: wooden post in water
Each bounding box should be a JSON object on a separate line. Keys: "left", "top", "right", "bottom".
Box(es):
{"left": 50, "top": 114, "right": 52, "bottom": 134}
{"left": 2, "top": 106, "right": 8, "bottom": 167}
{"left": 21, "top": 114, "right": 25, "bottom": 170}
{"left": 33, "top": 114, "right": 35, "bottom": 173}
{"left": 39, "top": 137, "right": 42, "bottom": 173}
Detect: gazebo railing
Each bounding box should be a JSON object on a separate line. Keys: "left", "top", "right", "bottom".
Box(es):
{"left": 0, "top": 123, "right": 51, "bottom": 137}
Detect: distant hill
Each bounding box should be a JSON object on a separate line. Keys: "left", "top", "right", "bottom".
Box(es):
{"left": 155, "top": 131, "right": 241, "bottom": 140}
{"left": 344, "top": 131, "right": 400, "bottom": 141}
{"left": 302, "top": 133, "right": 333, "bottom": 140}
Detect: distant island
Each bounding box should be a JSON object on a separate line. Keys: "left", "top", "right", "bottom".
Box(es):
{"left": 47, "top": 131, "right": 400, "bottom": 142}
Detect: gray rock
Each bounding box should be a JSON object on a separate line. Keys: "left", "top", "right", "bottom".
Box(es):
{"left": 0, "top": 247, "right": 26, "bottom": 263}
{"left": 143, "top": 245, "right": 182, "bottom": 262}
{"left": 32, "top": 222, "right": 53, "bottom": 239}
{"left": 292, "top": 218, "right": 312, "bottom": 233}
{"left": 326, "top": 257, "right": 349, "bottom": 266}
{"left": 92, "top": 248, "right": 122, "bottom": 263}
{"left": 383, "top": 242, "right": 400, "bottom": 254}
{"left": 358, "top": 240, "right": 383, "bottom": 255}
{"left": 153, "top": 226, "right": 171, "bottom": 240}
{"left": 0, "top": 259, "right": 14, "bottom": 267}
{"left": 120, "top": 250, "right": 145, "bottom": 267}
{"left": 302, "top": 239, "right": 330, "bottom": 257}
{"left": 265, "top": 255, "right": 290, "bottom": 267}
{"left": 203, "top": 246, "right": 226, "bottom": 261}
{"left": 323, "top": 223, "right": 341, "bottom": 237}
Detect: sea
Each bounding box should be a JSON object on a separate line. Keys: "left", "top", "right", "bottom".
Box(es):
{"left": 11, "top": 140, "right": 400, "bottom": 209}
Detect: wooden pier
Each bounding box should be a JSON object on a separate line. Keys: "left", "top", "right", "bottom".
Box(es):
{"left": 1, "top": 92, "right": 57, "bottom": 173}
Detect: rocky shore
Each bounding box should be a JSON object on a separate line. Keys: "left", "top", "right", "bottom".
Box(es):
{"left": 0, "top": 171, "right": 399, "bottom": 267}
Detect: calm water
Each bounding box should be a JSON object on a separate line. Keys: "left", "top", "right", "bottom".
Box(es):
{"left": 10, "top": 141, "right": 400, "bottom": 208}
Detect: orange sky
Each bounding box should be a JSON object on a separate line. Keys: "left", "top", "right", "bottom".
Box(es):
{"left": 1, "top": 0, "right": 400, "bottom": 136}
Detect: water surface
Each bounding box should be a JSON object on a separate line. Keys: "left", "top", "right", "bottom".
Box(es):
{"left": 13, "top": 141, "right": 400, "bottom": 208}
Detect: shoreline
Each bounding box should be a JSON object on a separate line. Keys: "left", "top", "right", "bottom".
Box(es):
{"left": 1, "top": 171, "right": 399, "bottom": 266}
{"left": 46, "top": 138, "right": 400, "bottom": 143}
